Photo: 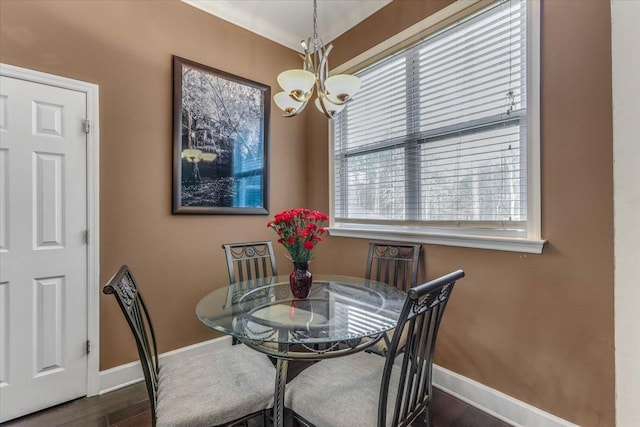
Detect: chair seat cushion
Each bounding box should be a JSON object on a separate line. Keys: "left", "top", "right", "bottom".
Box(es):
{"left": 156, "top": 344, "right": 275, "bottom": 426}
{"left": 285, "top": 352, "right": 408, "bottom": 427}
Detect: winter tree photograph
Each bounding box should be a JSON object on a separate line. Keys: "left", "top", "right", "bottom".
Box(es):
{"left": 172, "top": 56, "right": 270, "bottom": 214}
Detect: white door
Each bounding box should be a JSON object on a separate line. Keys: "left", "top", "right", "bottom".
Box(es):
{"left": 0, "top": 75, "right": 88, "bottom": 422}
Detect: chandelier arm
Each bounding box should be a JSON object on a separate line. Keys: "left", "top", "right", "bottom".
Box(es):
{"left": 317, "top": 44, "right": 333, "bottom": 94}
{"left": 303, "top": 39, "right": 314, "bottom": 72}
{"left": 316, "top": 55, "right": 325, "bottom": 93}
{"left": 311, "top": 47, "right": 320, "bottom": 79}
{"left": 323, "top": 43, "right": 333, "bottom": 58}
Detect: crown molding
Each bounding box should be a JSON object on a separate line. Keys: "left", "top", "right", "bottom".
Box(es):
{"left": 182, "top": 0, "right": 308, "bottom": 52}
{"left": 181, "top": 0, "right": 391, "bottom": 53}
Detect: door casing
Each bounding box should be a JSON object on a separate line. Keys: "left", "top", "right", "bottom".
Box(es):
{"left": 0, "top": 62, "right": 100, "bottom": 396}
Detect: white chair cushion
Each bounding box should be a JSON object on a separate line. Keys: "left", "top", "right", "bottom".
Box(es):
{"left": 156, "top": 344, "right": 275, "bottom": 426}
{"left": 285, "top": 352, "right": 407, "bottom": 427}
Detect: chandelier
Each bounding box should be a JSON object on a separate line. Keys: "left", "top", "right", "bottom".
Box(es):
{"left": 273, "top": 0, "right": 361, "bottom": 119}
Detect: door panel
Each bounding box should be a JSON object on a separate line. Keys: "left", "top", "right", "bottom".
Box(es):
{"left": 0, "top": 148, "right": 7, "bottom": 251}
{"left": 0, "top": 76, "right": 88, "bottom": 422}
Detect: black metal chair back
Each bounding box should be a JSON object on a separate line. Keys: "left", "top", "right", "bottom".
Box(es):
{"left": 102, "top": 265, "right": 160, "bottom": 424}
{"left": 222, "top": 241, "right": 278, "bottom": 283}
{"left": 365, "top": 242, "right": 422, "bottom": 291}
{"left": 379, "top": 269, "right": 464, "bottom": 427}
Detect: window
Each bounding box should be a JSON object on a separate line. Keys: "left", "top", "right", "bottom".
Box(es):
{"left": 330, "top": 0, "right": 544, "bottom": 253}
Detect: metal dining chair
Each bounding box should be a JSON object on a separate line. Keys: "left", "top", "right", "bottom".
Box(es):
{"left": 285, "top": 270, "right": 465, "bottom": 427}
{"left": 222, "top": 241, "right": 278, "bottom": 346}
{"left": 365, "top": 242, "right": 422, "bottom": 292}
{"left": 103, "top": 265, "right": 276, "bottom": 426}
{"left": 222, "top": 241, "right": 278, "bottom": 284}
{"left": 364, "top": 242, "right": 422, "bottom": 355}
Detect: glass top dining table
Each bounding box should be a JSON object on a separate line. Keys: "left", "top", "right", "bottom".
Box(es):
{"left": 196, "top": 274, "right": 407, "bottom": 426}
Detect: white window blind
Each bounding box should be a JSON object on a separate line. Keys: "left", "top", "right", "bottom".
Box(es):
{"left": 333, "top": 0, "right": 528, "bottom": 233}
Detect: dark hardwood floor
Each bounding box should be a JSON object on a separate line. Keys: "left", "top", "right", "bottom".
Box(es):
{"left": 4, "top": 362, "right": 512, "bottom": 427}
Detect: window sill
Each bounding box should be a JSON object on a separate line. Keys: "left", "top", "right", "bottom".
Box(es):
{"left": 328, "top": 225, "right": 547, "bottom": 254}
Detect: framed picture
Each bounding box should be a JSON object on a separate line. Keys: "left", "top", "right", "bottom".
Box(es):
{"left": 172, "top": 56, "right": 270, "bottom": 214}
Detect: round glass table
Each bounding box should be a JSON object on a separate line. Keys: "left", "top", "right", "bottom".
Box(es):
{"left": 196, "top": 275, "right": 407, "bottom": 426}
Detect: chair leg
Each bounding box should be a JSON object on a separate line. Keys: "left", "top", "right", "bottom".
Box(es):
{"left": 424, "top": 405, "right": 432, "bottom": 427}
{"left": 263, "top": 408, "right": 273, "bottom": 427}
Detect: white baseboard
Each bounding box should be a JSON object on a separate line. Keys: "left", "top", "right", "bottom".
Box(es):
{"left": 432, "top": 364, "right": 579, "bottom": 427}
{"left": 100, "top": 337, "right": 575, "bottom": 426}
{"left": 98, "top": 335, "right": 232, "bottom": 394}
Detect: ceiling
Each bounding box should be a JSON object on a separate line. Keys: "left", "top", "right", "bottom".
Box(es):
{"left": 181, "top": 0, "right": 392, "bottom": 52}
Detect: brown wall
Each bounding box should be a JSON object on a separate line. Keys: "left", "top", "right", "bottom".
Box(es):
{"left": 308, "top": 1, "right": 615, "bottom": 426}
{"left": 0, "top": 0, "right": 307, "bottom": 369}
{"left": 1, "top": 0, "right": 615, "bottom": 425}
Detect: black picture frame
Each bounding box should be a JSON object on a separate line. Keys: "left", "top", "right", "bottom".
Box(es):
{"left": 172, "top": 56, "right": 270, "bottom": 215}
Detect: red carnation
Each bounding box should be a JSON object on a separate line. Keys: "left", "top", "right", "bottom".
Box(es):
{"left": 268, "top": 208, "right": 329, "bottom": 263}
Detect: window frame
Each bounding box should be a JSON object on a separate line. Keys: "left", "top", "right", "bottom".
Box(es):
{"left": 327, "top": 0, "right": 544, "bottom": 254}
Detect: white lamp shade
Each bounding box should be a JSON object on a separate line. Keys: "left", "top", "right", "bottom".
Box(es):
{"left": 325, "top": 74, "right": 361, "bottom": 103}
{"left": 315, "top": 97, "right": 345, "bottom": 115}
{"left": 274, "top": 91, "right": 304, "bottom": 113}
{"left": 277, "top": 69, "right": 315, "bottom": 94}
{"left": 200, "top": 152, "right": 217, "bottom": 162}
{"left": 182, "top": 148, "right": 202, "bottom": 163}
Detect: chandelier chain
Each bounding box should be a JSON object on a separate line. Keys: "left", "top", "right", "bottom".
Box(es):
{"left": 312, "top": 0, "right": 319, "bottom": 50}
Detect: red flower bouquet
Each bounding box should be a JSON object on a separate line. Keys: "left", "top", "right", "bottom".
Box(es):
{"left": 267, "top": 208, "right": 328, "bottom": 263}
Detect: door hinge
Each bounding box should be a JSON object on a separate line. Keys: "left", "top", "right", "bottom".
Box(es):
{"left": 83, "top": 119, "right": 90, "bottom": 134}
{"left": 84, "top": 229, "right": 90, "bottom": 244}
{"left": 86, "top": 340, "right": 91, "bottom": 355}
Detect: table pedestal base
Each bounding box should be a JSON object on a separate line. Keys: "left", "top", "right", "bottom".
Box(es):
{"left": 274, "top": 358, "right": 289, "bottom": 427}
